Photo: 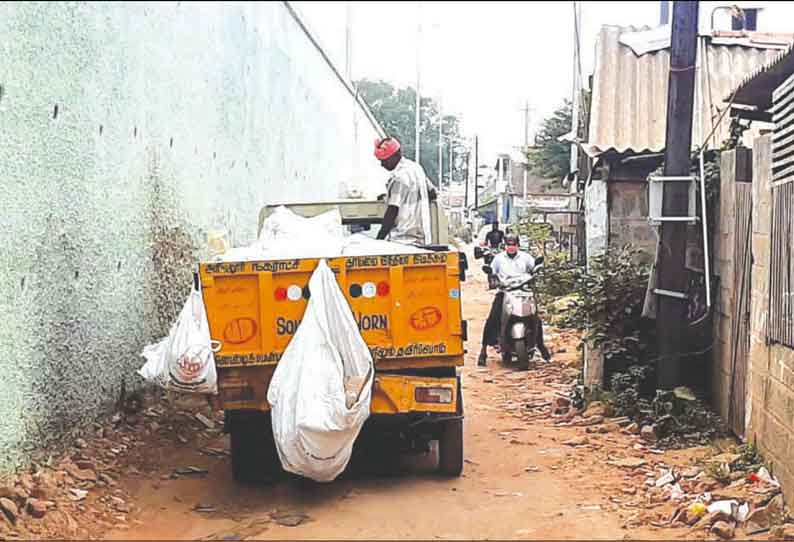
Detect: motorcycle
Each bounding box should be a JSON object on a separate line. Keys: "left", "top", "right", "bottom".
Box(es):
{"left": 482, "top": 257, "right": 544, "bottom": 370}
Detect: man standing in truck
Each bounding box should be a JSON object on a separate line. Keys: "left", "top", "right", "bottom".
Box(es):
{"left": 374, "top": 137, "right": 437, "bottom": 245}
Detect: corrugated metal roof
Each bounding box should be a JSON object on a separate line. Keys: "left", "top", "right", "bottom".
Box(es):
{"left": 586, "top": 25, "right": 786, "bottom": 157}
{"left": 732, "top": 42, "right": 794, "bottom": 108}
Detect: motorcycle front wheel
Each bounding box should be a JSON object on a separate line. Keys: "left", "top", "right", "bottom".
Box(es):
{"left": 514, "top": 340, "right": 530, "bottom": 370}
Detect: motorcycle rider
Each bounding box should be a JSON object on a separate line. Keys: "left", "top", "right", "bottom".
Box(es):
{"left": 482, "top": 221, "right": 505, "bottom": 249}
{"left": 478, "top": 233, "right": 551, "bottom": 366}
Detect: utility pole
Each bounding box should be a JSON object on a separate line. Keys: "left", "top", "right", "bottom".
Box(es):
{"left": 655, "top": 0, "right": 699, "bottom": 389}
{"left": 464, "top": 147, "right": 470, "bottom": 210}
{"left": 438, "top": 99, "right": 443, "bottom": 187}
{"left": 522, "top": 102, "right": 531, "bottom": 203}
{"left": 474, "top": 135, "right": 479, "bottom": 212}
{"left": 660, "top": 0, "right": 671, "bottom": 25}
{"left": 345, "top": 1, "right": 353, "bottom": 81}
{"left": 415, "top": 1, "right": 422, "bottom": 164}
{"left": 449, "top": 139, "right": 454, "bottom": 185}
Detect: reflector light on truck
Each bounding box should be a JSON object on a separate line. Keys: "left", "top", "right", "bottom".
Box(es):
{"left": 415, "top": 386, "right": 453, "bottom": 404}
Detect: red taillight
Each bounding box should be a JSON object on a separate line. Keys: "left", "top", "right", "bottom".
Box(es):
{"left": 377, "top": 281, "right": 390, "bottom": 296}
{"left": 415, "top": 387, "right": 453, "bottom": 404}
{"left": 274, "top": 287, "right": 287, "bottom": 301}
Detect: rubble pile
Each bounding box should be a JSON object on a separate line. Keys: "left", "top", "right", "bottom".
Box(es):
{"left": 0, "top": 392, "right": 223, "bottom": 540}
{"left": 474, "top": 320, "right": 792, "bottom": 541}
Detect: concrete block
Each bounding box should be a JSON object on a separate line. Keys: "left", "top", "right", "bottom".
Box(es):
{"left": 766, "top": 377, "right": 794, "bottom": 431}
{"left": 758, "top": 411, "right": 792, "bottom": 462}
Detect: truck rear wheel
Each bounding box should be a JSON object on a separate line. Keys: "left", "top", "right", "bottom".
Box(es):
{"left": 438, "top": 377, "right": 463, "bottom": 477}
{"left": 438, "top": 419, "right": 463, "bottom": 476}
{"left": 229, "top": 411, "right": 279, "bottom": 485}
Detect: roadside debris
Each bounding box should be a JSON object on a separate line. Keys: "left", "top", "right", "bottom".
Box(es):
{"left": 172, "top": 466, "right": 209, "bottom": 478}
{"left": 271, "top": 510, "right": 312, "bottom": 527}
{"left": 195, "top": 413, "right": 215, "bottom": 430}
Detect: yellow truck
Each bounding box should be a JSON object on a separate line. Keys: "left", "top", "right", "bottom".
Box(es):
{"left": 198, "top": 201, "right": 468, "bottom": 482}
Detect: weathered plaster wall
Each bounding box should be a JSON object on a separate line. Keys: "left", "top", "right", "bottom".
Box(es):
{"left": 746, "top": 135, "right": 794, "bottom": 503}
{"left": 584, "top": 179, "right": 608, "bottom": 261}
{"left": 607, "top": 181, "right": 656, "bottom": 259}
{"left": 712, "top": 150, "right": 738, "bottom": 423}
{"left": 0, "top": 1, "right": 385, "bottom": 473}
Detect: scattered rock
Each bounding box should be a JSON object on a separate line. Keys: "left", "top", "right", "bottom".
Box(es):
{"left": 681, "top": 502, "right": 707, "bottom": 526}
{"left": 18, "top": 475, "right": 34, "bottom": 493}
{"left": 655, "top": 471, "right": 677, "bottom": 487}
{"left": 28, "top": 487, "right": 51, "bottom": 501}
{"left": 621, "top": 487, "right": 637, "bottom": 496}
{"left": 172, "top": 467, "right": 209, "bottom": 478}
{"left": 66, "top": 465, "right": 97, "bottom": 483}
{"left": 69, "top": 489, "right": 87, "bottom": 502}
{"left": 583, "top": 401, "right": 606, "bottom": 418}
{"left": 563, "top": 436, "right": 589, "bottom": 447}
{"left": 0, "top": 487, "right": 14, "bottom": 500}
{"left": 640, "top": 425, "right": 658, "bottom": 443}
{"left": 707, "top": 453, "right": 741, "bottom": 466}
{"left": 769, "top": 525, "right": 794, "bottom": 540}
{"left": 608, "top": 457, "right": 647, "bottom": 469}
{"left": 74, "top": 461, "right": 95, "bottom": 472}
{"left": 0, "top": 498, "right": 18, "bottom": 523}
{"left": 75, "top": 438, "right": 88, "bottom": 449}
{"left": 26, "top": 499, "right": 48, "bottom": 519}
{"left": 624, "top": 423, "right": 640, "bottom": 435}
{"left": 673, "top": 387, "right": 697, "bottom": 402}
{"left": 110, "top": 496, "right": 132, "bottom": 514}
{"left": 193, "top": 504, "right": 216, "bottom": 514}
{"left": 576, "top": 415, "right": 605, "bottom": 427}
{"left": 711, "top": 520, "right": 735, "bottom": 540}
{"left": 195, "top": 413, "right": 215, "bottom": 430}
{"left": 681, "top": 467, "right": 702, "bottom": 479}
{"left": 98, "top": 473, "right": 117, "bottom": 487}
{"left": 553, "top": 396, "right": 571, "bottom": 409}
{"left": 271, "top": 510, "right": 311, "bottom": 527}
{"left": 746, "top": 495, "right": 785, "bottom": 534}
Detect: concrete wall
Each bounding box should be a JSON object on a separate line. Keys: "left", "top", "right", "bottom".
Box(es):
{"left": 584, "top": 179, "right": 608, "bottom": 260}
{"left": 607, "top": 181, "right": 656, "bottom": 259}
{"left": 712, "top": 151, "right": 739, "bottom": 423}
{"left": 746, "top": 135, "right": 794, "bottom": 503}
{"left": 0, "top": 1, "right": 385, "bottom": 474}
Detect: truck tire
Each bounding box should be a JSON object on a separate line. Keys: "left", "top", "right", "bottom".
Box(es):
{"left": 229, "top": 411, "right": 279, "bottom": 485}
{"left": 438, "top": 419, "right": 463, "bottom": 476}
{"left": 515, "top": 340, "right": 530, "bottom": 370}
{"left": 438, "top": 377, "right": 463, "bottom": 477}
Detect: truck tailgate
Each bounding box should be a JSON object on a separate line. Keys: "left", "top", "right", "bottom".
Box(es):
{"left": 199, "top": 251, "right": 465, "bottom": 369}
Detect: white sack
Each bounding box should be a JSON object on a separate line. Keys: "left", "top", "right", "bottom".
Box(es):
{"left": 218, "top": 207, "right": 432, "bottom": 262}
{"left": 138, "top": 289, "right": 218, "bottom": 395}
{"left": 267, "top": 259, "right": 374, "bottom": 482}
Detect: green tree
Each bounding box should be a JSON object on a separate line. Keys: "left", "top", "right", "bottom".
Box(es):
{"left": 527, "top": 99, "right": 572, "bottom": 179}
{"left": 355, "top": 78, "right": 466, "bottom": 187}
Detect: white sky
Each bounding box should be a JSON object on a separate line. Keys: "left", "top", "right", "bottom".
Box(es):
{"left": 293, "top": 1, "right": 794, "bottom": 165}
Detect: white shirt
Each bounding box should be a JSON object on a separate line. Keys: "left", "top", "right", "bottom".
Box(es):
{"left": 491, "top": 251, "right": 536, "bottom": 284}
{"left": 385, "top": 157, "right": 434, "bottom": 245}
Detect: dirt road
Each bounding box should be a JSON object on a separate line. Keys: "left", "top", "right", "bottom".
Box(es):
{"left": 4, "top": 247, "right": 742, "bottom": 541}
{"left": 95, "top": 250, "right": 695, "bottom": 541}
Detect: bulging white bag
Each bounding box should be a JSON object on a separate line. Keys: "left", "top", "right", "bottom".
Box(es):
{"left": 267, "top": 259, "right": 374, "bottom": 482}
{"left": 138, "top": 289, "right": 219, "bottom": 395}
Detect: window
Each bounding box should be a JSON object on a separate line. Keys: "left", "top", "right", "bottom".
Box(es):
{"left": 731, "top": 7, "right": 759, "bottom": 31}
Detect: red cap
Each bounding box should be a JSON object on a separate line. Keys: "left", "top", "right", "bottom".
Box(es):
{"left": 374, "top": 137, "right": 400, "bottom": 160}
